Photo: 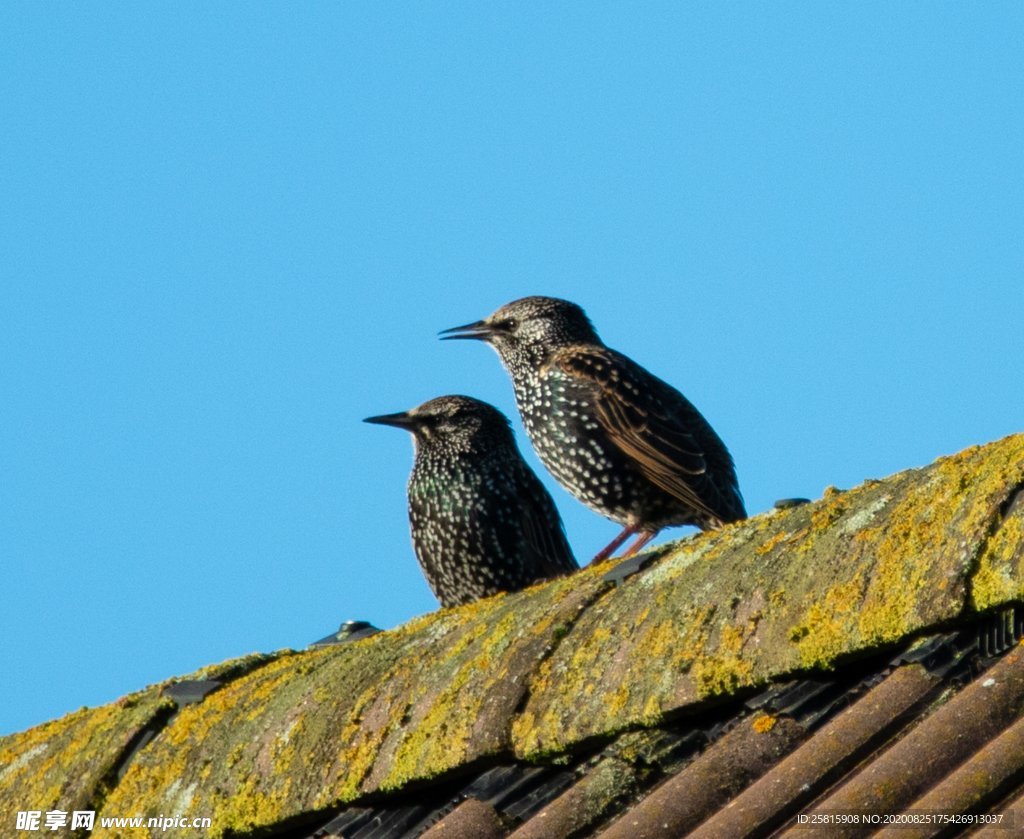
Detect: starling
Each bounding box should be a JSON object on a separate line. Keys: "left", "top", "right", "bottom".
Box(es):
{"left": 442, "top": 296, "right": 746, "bottom": 561}
{"left": 364, "top": 395, "right": 577, "bottom": 607}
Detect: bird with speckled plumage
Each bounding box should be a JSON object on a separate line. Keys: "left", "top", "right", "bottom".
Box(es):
{"left": 442, "top": 296, "right": 746, "bottom": 561}
{"left": 365, "top": 395, "right": 577, "bottom": 607}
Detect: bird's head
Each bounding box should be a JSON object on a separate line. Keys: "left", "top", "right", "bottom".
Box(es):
{"left": 364, "top": 395, "right": 511, "bottom": 452}
{"left": 440, "top": 296, "right": 599, "bottom": 368}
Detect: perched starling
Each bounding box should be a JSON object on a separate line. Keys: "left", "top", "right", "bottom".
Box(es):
{"left": 442, "top": 296, "right": 746, "bottom": 561}
{"left": 364, "top": 395, "right": 577, "bottom": 607}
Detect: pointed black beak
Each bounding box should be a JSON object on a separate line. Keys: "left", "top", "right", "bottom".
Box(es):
{"left": 363, "top": 411, "right": 418, "bottom": 430}
{"left": 439, "top": 319, "right": 493, "bottom": 341}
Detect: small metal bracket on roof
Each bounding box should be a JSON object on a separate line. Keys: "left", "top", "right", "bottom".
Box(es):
{"left": 163, "top": 679, "right": 223, "bottom": 706}
{"left": 111, "top": 680, "right": 225, "bottom": 783}
{"left": 773, "top": 497, "right": 811, "bottom": 510}
{"left": 601, "top": 548, "right": 670, "bottom": 585}
{"left": 310, "top": 620, "right": 382, "bottom": 648}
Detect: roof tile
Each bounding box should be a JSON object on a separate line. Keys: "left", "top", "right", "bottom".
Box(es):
{"left": 5, "top": 434, "right": 1023, "bottom": 839}
{"left": 93, "top": 567, "right": 607, "bottom": 837}
{"left": 418, "top": 798, "right": 505, "bottom": 839}
{"left": 973, "top": 785, "right": 1024, "bottom": 838}
{"left": 873, "top": 710, "right": 1024, "bottom": 839}
{"left": 691, "top": 663, "right": 940, "bottom": 838}
{"left": 0, "top": 653, "right": 269, "bottom": 823}
{"left": 596, "top": 712, "right": 804, "bottom": 839}
{"left": 972, "top": 483, "right": 1024, "bottom": 611}
{"left": 0, "top": 690, "right": 169, "bottom": 819}
{"left": 507, "top": 757, "right": 638, "bottom": 839}
{"left": 786, "top": 642, "right": 1024, "bottom": 838}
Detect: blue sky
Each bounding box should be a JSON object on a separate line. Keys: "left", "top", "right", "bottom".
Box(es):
{"left": 2, "top": 3, "right": 1022, "bottom": 736}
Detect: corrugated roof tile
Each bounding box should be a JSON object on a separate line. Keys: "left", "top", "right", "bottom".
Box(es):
{"left": 418, "top": 799, "right": 505, "bottom": 839}
{"left": 596, "top": 712, "right": 805, "bottom": 839}
{"left": 873, "top": 711, "right": 1024, "bottom": 839}
{"left": 784, "top": 643, "right": 1024, "bottom": 839}
{"left": 691, "top": 662, "right": 940, "bottom": 838}
{"left": 507, "top": 757, "right": 638, "bottom": 839}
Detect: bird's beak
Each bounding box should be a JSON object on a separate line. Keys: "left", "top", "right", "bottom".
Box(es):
{"left": 439, "top": 319, "right": 492, "bottom": 341}
{"left": 363, "top": 411, "right": 418, "bottom": 430}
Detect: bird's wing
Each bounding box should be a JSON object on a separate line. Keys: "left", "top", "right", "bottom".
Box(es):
{"left": 514, "top": 466, "right": 579, "bottom": 576}
{"left": 549, "top": 345, "right": 723, "bottom": 523}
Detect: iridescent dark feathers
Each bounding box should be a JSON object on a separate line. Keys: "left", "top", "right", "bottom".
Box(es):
{"left": 366, "top": 395, "right": 577, "bottom": 607}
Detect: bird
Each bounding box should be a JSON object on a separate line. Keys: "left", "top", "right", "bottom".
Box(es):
{"left": 441, "top": 296, "right": 746, "bottom": 562}
{"left": 364, "top": 395, "right": 577, "bottom": 607}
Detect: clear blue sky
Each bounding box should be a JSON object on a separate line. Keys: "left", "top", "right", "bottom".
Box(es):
{"left": 2, "top": 3, "right": 1022, "bottom": 737}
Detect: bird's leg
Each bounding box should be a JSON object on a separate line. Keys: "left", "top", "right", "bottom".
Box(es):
{"left": 622, "top": 529, "right": 658, "bottom": 557}
{"left": 591, "top": 525, "right": 639, "bottom": 564}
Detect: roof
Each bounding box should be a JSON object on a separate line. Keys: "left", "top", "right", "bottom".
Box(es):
{"left": 2, "top": 433, "right": 1023, "bottom": 838}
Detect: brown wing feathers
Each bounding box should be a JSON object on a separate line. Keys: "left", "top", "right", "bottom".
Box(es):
{"left": 551, "top": 346, "right": 724, "bottom": 524}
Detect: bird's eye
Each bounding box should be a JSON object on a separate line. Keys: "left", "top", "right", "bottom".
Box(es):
{"left": 503, "top": 317, "right": 518, "bottom": 332}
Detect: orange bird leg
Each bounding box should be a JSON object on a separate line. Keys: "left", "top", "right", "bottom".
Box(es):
{"left": 622, "top": 529, "right": 658, "bottom": 558}
{"left": 591, "top": 525, "right": 639, "bottom": 564}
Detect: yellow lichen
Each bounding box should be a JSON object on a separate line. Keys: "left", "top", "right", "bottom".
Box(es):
{"left": 692, "top": 621, "right": 756, "bottom": 698}
{"left": 788, "top": 574, "right": 866, "bottom": 668}
{"left": 0, "top": 688, "right": 170, "bottom": 821}
{"left": 756, "top": 530, "right": 790, "bottom": 556}
{"left": 970, "top": 504, "right": 1024, "bottom": 610}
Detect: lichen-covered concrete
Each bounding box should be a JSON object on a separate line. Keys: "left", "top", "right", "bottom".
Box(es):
{"left": 95, "top": 567, "right": 607, "bottom": 837}
{"left": 515, "top": 433, "right": 1024, "bottom": 756}
{"left": 2, "top": 434, "right": 1021, "bottom": 839}
{"left": 0, "top": 653, "right": 270, "bottom": 827}
{"left": 971, "top": 483, "right": 1024, "bottom": 611}
{"left": 0, "top": 689, "right": 170, "bottom": 820}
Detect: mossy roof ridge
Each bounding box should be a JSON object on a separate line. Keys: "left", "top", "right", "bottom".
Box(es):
{"left": 92, "top": 566, "right": 608, "bottom": 838}
{"left": 0, "top": 687, "right": 169, "bottom": 821}
{"left": 514, "top": 432, "right": 1024, "bottom": 756}
{"left": 0, "top": 653, "right": 272, "bottom": 823}
{"left": 6, "top": 434, "right": 1023, "bottom": 839}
